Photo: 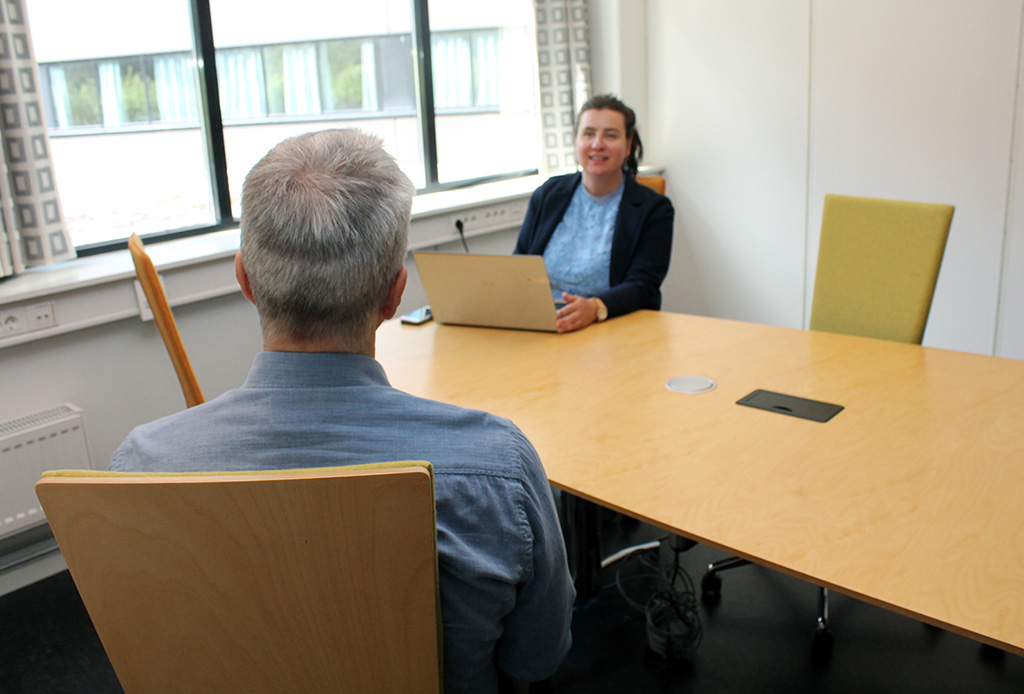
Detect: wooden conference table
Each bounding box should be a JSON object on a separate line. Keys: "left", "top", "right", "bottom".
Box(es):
{"left": 375, "top": 310, "right": 1024, "bottom": 657}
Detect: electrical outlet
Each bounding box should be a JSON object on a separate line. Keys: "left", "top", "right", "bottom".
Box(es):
{"left": 29, "top": 301, "right": 56, "bottom": 330}
{"left": 0, "top": 301, "right": 58, "bottom": 339}
{"left": 450, "top": 203, "right": 519, "bottom": 236}
{"left": 1, "top": 305, "right": 28, "bottom": 335}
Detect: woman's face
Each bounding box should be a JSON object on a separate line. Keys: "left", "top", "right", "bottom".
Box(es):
{"left": 575, "top": 108, "right": 631, "bottom": 180}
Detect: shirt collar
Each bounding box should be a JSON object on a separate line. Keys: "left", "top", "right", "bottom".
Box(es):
{"left": 242, "top": 351, "right": 391, "bottom": 389}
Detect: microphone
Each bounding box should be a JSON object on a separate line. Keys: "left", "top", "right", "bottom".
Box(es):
{"left": 454, "top": 219, "right": 470, "bottom": 253}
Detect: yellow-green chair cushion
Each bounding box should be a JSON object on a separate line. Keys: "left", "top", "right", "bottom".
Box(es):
{"left": 810, "top": 194, "right": 953, "bottom": 344}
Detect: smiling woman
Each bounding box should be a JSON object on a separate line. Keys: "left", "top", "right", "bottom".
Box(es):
{"left": 514, "top": 94, "right": 674, "bottom": 334}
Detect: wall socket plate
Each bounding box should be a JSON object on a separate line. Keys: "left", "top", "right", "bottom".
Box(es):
{"left": 1, "top": 305, "right": 28, "bottom": 336}
{"left": 0, "top": 301, "right": 56, "bottom": 338}
{"left": 450, "top": 200, "right": 527, "bottom": 237}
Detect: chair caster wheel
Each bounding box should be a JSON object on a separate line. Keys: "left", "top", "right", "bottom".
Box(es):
{"left": 811, "top": 624, "right": 834, "bottom": 665}
{"left": 700, "top": 571, "right": 722, "bottom": 604}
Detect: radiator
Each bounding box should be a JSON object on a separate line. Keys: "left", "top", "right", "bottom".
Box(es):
{"left": 0, "top": 403, "right": 92, "bottom": 542}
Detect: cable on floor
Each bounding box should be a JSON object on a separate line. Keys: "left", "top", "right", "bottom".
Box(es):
{"left": 602, "top": 535, "right": 702, "bottom": 659}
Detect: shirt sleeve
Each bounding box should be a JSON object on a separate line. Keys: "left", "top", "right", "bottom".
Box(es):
{"left": 493, "top": 431, "right": 576, "bottom": 682}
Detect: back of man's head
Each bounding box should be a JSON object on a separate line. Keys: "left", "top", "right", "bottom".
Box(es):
{"left": 239, "top": 129, "right": 414, "bottom": 343}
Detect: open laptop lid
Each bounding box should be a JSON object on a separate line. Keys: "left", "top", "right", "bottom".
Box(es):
{"left": 412, "top": 252, "right": 558, "bottom": 332}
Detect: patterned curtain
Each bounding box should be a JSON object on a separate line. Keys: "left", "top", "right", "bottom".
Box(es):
{"left": 533, "top": 0, "right": 592, "bottom": 175}
{"left": 0, "top": 0, "right": 74, "bottom": 278}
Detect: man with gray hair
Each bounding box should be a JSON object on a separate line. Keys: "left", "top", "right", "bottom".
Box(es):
{"left": 111, "top": 129, "right": 575, "bottom": 693}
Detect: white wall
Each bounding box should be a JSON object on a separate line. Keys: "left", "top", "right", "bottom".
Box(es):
{"left": 643, "top": 0, "right": 1024, "bottom": 358}
{"left": 806, "top": 0, "right": 1020, "bottom": 355}
{"left": 0, "top": 293, "right": 263, "bottom": 471}
{"left": 589, "top": 0, "right": 649, "bottom": 137}
{"left": 645, "top": 0, "right": 810, "bottom": 328}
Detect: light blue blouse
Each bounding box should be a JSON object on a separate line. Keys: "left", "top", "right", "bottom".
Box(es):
{"left": 542, "top": 178, "right": 624, "bottom": 299}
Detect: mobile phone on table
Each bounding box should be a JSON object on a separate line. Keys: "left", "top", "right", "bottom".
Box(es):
{"left": 400, "top": 306, "right": 433, "bottom": 325}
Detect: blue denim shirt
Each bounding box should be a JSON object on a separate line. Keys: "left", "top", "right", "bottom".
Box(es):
{"left": 111, "top": 351, "right": 575, "bottom": 693}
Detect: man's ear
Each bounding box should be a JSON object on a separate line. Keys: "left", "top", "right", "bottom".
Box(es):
{"left": 235, "top": 252, "right": 256, "bottom": 305}
{"left": 381, "top": 266, "right": 408, "bottom": 320}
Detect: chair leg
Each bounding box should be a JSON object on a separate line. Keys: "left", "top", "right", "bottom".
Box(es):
{"left": 817, "top": 586, "right": 830, "bottom": 630}
{"left": 702, "top": 556, "right": 836, "bottom": 663}
{"left": 700, "top": 556, "right": 751, "bottom": 602}
{"left": 812, "top": 587, "right": 834, "bottom": 664}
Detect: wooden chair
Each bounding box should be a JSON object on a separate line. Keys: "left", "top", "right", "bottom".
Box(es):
{"left": 702, "top": 193, "right": 954, "bottom": 660}
{"left": 636, "top": 175, "right": 666, "bottom": 195}
{"left": 128, "top": 233, "right": 204, "bottom": 407}
{"left": 35, "top": 462, "right": 441, "bottom": 694}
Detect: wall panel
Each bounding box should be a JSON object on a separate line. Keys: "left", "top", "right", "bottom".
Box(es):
{"left": 806, "top": 0, "right": 1022, "bottom": 353}
{"left": 648, "top": 0, "right": 810, "bottom": 328}
{"left": 999, "top": 13, "right": 1024, "bottom": 360}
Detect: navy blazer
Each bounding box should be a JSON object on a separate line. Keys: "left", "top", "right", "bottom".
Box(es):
{"left": 514, "top": 172, "right": 674, "bottom": 318}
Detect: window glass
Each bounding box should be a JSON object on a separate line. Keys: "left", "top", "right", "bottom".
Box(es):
{"left": 27, "top": 0, "right": 214, "bottom": 247}
{"left": 429, "top": 1, "right": 540, "bottom": 183}
{"left": 210, "top": 0, "right": 424, "bottom": 201}
{"left": 320, "top": 39, "right": 366, "bottom": 112}
{"left": 42, "top": 62, "right": 102, "bottom": 127}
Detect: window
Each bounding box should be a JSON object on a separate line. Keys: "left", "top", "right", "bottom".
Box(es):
{"left": 429, "top": 0, "right": 540, "bottom": 184}
{"left": 25, "top": 0, "right": 540, "bottom": 252}
{"left": 432, "top": 30, "right": 499, "bottom": 110}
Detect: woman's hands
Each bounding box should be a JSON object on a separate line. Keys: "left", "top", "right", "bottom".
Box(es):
{"left": 556, "top": 293, "right": 602, "bottom": 333}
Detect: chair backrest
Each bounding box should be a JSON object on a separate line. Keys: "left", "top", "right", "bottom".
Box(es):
{"left": 810, "top": 194, "right": 954, "bottom": 344}
{"left": 636, "top": 175, "right": 666, "bottom": 195}
{"left": 35, "top": 462, "right": 441, "bottom": 694}
{"left": 128, "top": 233, "right": 205, "bottom": 407}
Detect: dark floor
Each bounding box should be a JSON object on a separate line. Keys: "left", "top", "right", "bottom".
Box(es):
{"left": 2, "top": 521, "right": 1023, "bottom": 694}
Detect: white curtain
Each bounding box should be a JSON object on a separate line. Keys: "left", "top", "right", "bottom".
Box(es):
{"left": 0, "top": 0, "right": 75, "bottom": 277}
{"left": 282, "top": 45, "right": 320, "bottom": 115}
{"left": 216, "top": 49, "right": 266, "bottom": 119}
{"left": 474, "top": 32, "right": 498, "bottom": 107}
{"left": 98, "top": 61, "right": 124, "bottom": 126}
{"left": 155, "top": 55, "right": 199, "bottom": 122}
{"left": 533, "top": 0, "right": 592, "bottom": 174}
{"left": 360, "top": 41, "right": 377, "bottom": 110}
{"left": 432, "top": 34, "right": 472, "bottom": 108}
{"left": 47, "top": 65, "right": 71, "bottom": 129}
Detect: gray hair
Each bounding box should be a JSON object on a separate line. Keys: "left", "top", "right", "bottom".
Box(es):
{"left": 239, "top": 129, "right": 414, "bottom": 342}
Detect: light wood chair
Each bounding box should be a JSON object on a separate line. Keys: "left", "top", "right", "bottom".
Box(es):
{"left": 36, "top": 462, "right": 441, "bottom": 694}
{"left": 128, "top": 233, "right": 204, "bottom": 407}
{"left": 702, "top": 193, "right": 954, "bottom": 660}
{"left": 636, "top": 175, "right": 666, "bottom": 195}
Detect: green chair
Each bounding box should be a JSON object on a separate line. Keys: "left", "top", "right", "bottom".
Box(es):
{"left": 36, "top": 462, "right": 442, "bottom": 694}
{"left": 702, "top": 193, "right": 954, "bottom": 660}
{"left": 809, "top": 194, "right": 954, "bottom": 343}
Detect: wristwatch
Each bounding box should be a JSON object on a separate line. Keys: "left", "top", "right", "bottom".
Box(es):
{"left": 592, "top": 297, "right": 609, "bottom": 322}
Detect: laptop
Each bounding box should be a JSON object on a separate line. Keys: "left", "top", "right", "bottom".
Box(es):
{"left": 412, "top": 252, "right": 560, "bottom": 332}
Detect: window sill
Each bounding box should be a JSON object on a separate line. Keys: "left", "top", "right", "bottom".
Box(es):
{"left": 0, "top": 174, "right": 545, "bottom": 349}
